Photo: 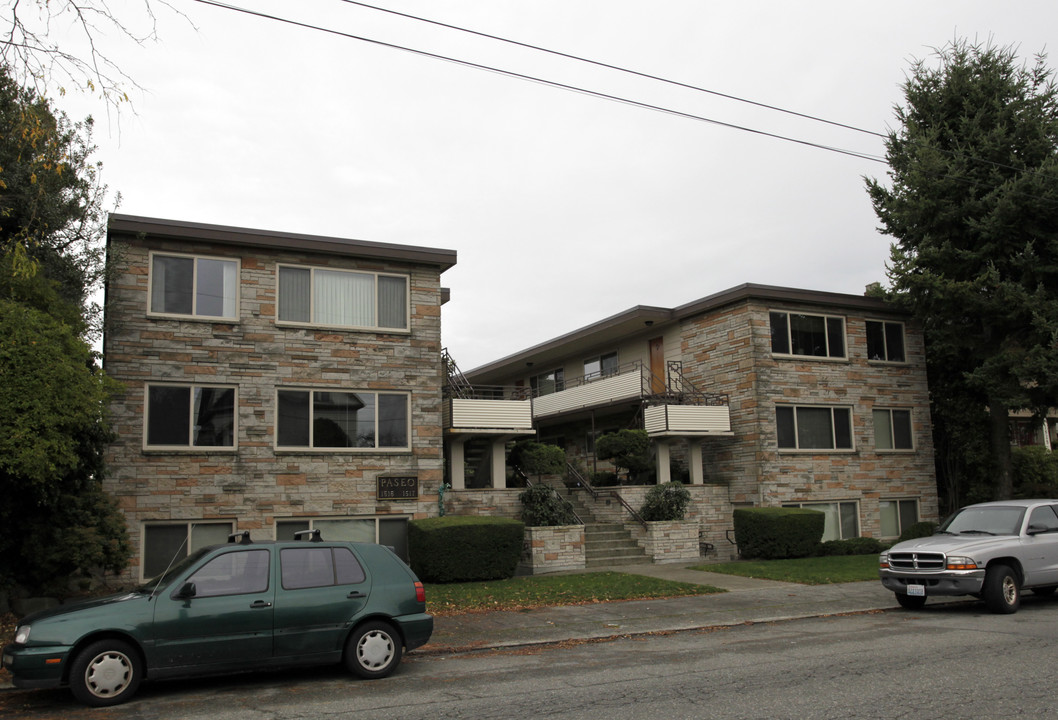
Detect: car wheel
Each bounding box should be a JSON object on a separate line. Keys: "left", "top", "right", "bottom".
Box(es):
{"left": 1030, "top": 585, "right": 1057, "bottom": 597}
{"left": 345, "top": 621, "right": 403, "bottom": 679}
{"left": 982, "top": 564, "right": 1020, "bottom": 614}
{"left": 68, "top": 639, "right": 143, "bottom": 707}
{"left": 895, "top": 592, "right": 927, "bottom": 610}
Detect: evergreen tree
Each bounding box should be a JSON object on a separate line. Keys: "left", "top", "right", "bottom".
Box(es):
{"left": 867, "top": 40, "right": 1058, "bottom": 502}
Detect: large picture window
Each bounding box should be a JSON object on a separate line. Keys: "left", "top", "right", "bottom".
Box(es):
{"left": 785, "top": 502, "right": 859, "bottom": 541}
{"left": 150, "top": 253, "right": 239, "bottom": 320}
{"left": 866, "top": 320, "right": 906, "bottom": 362}
{"left": 776, "top": 405, "right": 853, "bottom": 450}
{"left": 584, "top": 351, "right": 619, "bottom": 380}
{"left": 277, "top": 266, "right": 408, "bottom": 330}
{"left": 276, "top": 390, "right": 409, "bottom": 449}
{"left": 874, "top": 408, "right": 914, "bottom": 451}
{"left": 770, "top": 311, "right": 846, "bottom": 359}
{"left": 146, "top": 384, "right": 236, "bottom": 448}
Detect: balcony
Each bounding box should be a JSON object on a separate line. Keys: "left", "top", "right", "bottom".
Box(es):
{"left": 644, "top": 404, "right": 732, "bottom": 437}
{"left": 443, "top": 397, "right": 534, "bottom": 435}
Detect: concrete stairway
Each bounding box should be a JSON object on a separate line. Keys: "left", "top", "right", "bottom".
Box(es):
{"left": 560, "top": 488, "right": 648, "bottom": 568}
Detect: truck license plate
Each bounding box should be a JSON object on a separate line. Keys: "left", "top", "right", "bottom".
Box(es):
{"left": 907, "top": 584, "right": 926, "bottom": 597}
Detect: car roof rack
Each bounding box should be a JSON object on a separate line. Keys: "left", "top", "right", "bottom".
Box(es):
{"left": 228, "top": 531, "right": 253, "bottom": 545}
{"left": 294, "top": 529, "right": 323, "bottom": 542}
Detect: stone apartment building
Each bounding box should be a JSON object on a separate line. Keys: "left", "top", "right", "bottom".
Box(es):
{"left": 102, "top": 215, "right": 456, "bottom": 582}
{"left": 451, "top": 284, "right": 938, "bottom": 554}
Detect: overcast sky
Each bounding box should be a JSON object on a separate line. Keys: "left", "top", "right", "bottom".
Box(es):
{"left": 42, "top": 0, "right": 1058, "bottom": 370}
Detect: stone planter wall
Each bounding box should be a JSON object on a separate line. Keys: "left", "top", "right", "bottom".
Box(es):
{"left": 519, "top": 525, "right": 586, "bottom": 575}
{"left": 629, "top": 520, "right": 700, "bottom": 564}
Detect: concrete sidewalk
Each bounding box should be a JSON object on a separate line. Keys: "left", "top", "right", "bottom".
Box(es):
{"left": 424, "top": 562, "right": 903, "bottom": 655}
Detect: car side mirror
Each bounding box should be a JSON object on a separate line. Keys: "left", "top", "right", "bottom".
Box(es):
{"left": 176, "top": 581, "right": 197, "bottom": 599}
{"left": 1026, "top": 524, "right": 1051, "bottom": 536}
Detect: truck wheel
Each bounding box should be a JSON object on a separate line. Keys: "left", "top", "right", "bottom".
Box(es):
{"left": 68, "top": 639, "right": 143, "bottom": 707}
{"left": 982, "top": 564, "right": 1020, "bottom": 614}
{"left": 896, "top": 592, "right": 926, "bottom": 610}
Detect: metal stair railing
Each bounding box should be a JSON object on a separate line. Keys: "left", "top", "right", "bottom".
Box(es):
{"left": 665, "top": 360, "right": 729, "bottom": 407}
{"left": 442, "top": 348, "right": 475, "bottom": 399}
{"left": 566, "top": 463, "right": 646, "bottom": 529}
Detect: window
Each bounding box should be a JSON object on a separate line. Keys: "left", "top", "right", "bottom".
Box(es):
{"left": 1028, "top": 505, "right": 1058, "bottom": 533}
{"left": 276, "top": 390, "right": 409, "bottom": 449}
{"left": 866, "top": 320, "right": 906, "bottom": 362}
{"left": 277, "top": 265, "right": 408, "bottom": 330}
{"left": 584, "top": 352, "right": 619, "bottom": 380}
{"left": 281, "top": 547, "right": 366, "bottom": 589}
{"left": 146, "top": 384, "right": 236, "bottom": 448}
{"left": 1010, "top": 418, "right": 1047, "bottom": 448}
{"left": 880, "top": 499, "right": 919, "bottom": 537}
{"left": 150, "top": 253, "right": 238, "bottom": 320}
{"left": 530, "top": 368, "right": 565, "bottom": 396}
{"left": 142, "top": 522, "right": 233, "bottom": 580}
{"left": 185, "top": 549, "right": 270, "bottom": 598}
{"left": 874, "top": 409, "right": 914, "bottom": 451}
{"left": 785, "top": 501, "right": 859, "bottom": 541}
{"left": 776, "top": 406, "right": 853, "bottom": 450}
{"left": 770, "top": 311, "right": 846, "bottom": 359}
{"left": 277, "top": 517, "right": 410, "bottom": 561}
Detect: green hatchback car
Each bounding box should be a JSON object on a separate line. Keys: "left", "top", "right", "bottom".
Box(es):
{"left": 2, "top": 532, "right": 433, "bottom": 707}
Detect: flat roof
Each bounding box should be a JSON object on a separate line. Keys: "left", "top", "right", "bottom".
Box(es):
{"left": 107, "top": 214, "right": 457, "bottom": 272}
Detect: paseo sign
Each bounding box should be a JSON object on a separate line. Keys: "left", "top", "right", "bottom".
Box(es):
{"left": 377, "top": 476, "right": 418, "bottom": 500}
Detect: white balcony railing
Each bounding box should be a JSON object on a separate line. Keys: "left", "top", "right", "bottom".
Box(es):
{"left": 531, "top": 371, "right": 643, "bottom": 418}
{"left": 444, "top": 398, "right": 534, "bottom": 433}
{"left": 643, "top": 404, "right": 732, "bottom": 436}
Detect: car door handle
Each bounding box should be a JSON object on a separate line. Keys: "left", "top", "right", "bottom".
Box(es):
{"left": 347, "top": 591, "right": 367, "bottom": 599}
{"left": 250, "top": 600, "right": 272, "bottom": 608}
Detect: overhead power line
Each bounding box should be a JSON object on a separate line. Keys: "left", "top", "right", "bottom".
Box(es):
{"left": 191, "top": 0, "right": 888, "bottom": 164}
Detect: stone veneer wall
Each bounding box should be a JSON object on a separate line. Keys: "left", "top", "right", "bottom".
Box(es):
{"left": 519, "top": 525, "right": 586, "bottom": 574}
{"left": 628, "top": 521, "right": 700, "bottom": 564}
{"left": 103, "top": 236, "right": 446, "bottom": 582}
{"left": 680, "top": 298, "right": 939, "bottom": 540}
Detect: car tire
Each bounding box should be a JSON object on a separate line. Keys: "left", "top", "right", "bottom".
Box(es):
{"left": 982, "top": 564, "right": 1020, "bottom": 614}
{"left": 895, "top": 592, "right": 927, "bottom": 610}
{"left": 1030, "top": 585, "right": 1057, "bottom": 597}
{"left": 345, "top": 621, "right": 402, "bottom": 679}
{"left": 68, "top": 639, "right": 143, "bottom": 707}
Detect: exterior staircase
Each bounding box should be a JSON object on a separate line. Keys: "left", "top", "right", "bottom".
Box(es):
{"left": 559, "top": 487, "right": 648, "bottom": 568}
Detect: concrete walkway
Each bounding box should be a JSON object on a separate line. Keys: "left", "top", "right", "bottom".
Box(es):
{"left": 424, "top": 562, "right": 905, "bottom": 654}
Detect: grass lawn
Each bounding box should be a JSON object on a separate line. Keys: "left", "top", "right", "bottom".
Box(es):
{"left": 425, "top": 572, "right": 724, "bottom": 616}
{"left": 694, "top": 554, "right": 880, "bottom": 585}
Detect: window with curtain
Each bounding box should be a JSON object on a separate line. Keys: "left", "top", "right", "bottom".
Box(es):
{"left": 150, "top": 253, "right": 238, "bottom": 319}
{"left": 276, "top": 389, "right": 409, "bottom": 450}
{"left": 785, "top": 501, "right": 859, "bottom": 541}
{"left": 874, "top": 408, "right": 914, "bottom": 450}
{"left": 277, "top": 265, "right": 408, "bottom": 330}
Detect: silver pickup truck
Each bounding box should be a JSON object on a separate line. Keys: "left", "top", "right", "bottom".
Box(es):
{"left": 879, "top": 499, "right": 1058, "bottom": 614}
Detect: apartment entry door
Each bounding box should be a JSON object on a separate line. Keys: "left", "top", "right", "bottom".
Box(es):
{"left": 648, "top": 337, "right": 666, "bottom": 393}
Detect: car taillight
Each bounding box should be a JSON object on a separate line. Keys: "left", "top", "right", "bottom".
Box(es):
{"left": 415, "top": 581, "right": 426, "bottom": 603}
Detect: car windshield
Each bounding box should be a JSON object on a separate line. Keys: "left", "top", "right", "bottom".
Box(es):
{"left": 939, "top": 506, "right": 1026, "bottom": 536}
{"left": 137, "top": 547, "right": 213, "bottom": 594}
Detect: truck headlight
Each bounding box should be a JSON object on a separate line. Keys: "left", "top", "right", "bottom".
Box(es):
{"left": 14, "top": 625, "right": 30, "bottom": 645}
{"left": 946, "top": 556, "right": 978, "bottom": 570}
{"left": 878, "top": 552, "right": 889, "bottom": 569}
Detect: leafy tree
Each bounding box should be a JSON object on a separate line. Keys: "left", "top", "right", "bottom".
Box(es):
{"left": 595, "top": 429, "right": 653, "bottom": 483}
{"left": 0, "top": 65, "right": 128, "bottom": 594}
{"left": 510, "top": 441, "right": 566, "bottom": 479}
{"left": 866, "top": 40, "right": 1058, "bottom": 501}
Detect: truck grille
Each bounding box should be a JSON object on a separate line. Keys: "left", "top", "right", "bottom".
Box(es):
{"left": 888, "top": 551, "right": 946, "bottom": 571}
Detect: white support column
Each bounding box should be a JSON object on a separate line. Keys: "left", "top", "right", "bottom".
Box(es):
{"left": 689, "top": 441, "right": 704, "bottom": 485}
{"left": 655, "top": 439, "right": 672, "bottom": 484}
{"left": 492, "top": 438, "right": 509, "bottom": 489}
{"left": 448, "top": 438, "right": 466, "bottom": 490}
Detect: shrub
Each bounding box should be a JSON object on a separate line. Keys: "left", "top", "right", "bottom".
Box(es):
{"left": 408, "top": 516, "right": 524, "bottom": 583}
{"left": 511, "top": 441, "right": 566, "bottom": 478}
{"left": 1012, "top": 445, "right": 1058, "bottom": 498}
{"left": 733, "top": 507, "right": 825, "bottom": 559}
{"left": 897, "top": 521, "right": 937, "bottom": 542}
{"left": 519, "top": 484, "right": 578, "bottom": 527}
{"left": 591, "top": 471, "right": 620, "bottom": 487}
{"left": 816, "top": 537, "right": 885, "bottom": 556}
{"left": 640, "top": 481, "right": 691, "bottom": 521}
{"left": 595, "top": 429, "right": 652, "bottom": 482}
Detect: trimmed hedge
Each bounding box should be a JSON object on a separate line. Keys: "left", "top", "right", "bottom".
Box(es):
{"left": 817, "top": 537, "right": 885, "bottom": 556}
{"left": 408, "top": 516, "right": 524, "bottom": 583}
{"left": 733, "top": 507, "right": 825, "bottom": 559}
{"left": 640, "top": 481, "right": 691, "bottom": 521}
{"left": 898, "top": 521, "right": 937, "bottom": 542}
{"left": 519, "top": 484, "right": 578, "bottom": 527}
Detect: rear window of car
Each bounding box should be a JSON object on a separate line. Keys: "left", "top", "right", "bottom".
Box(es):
{"left": 281, "top": 547, "right": 366, "bottom": 589}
